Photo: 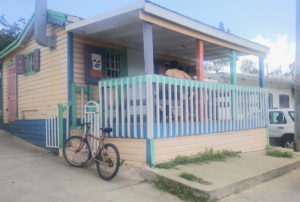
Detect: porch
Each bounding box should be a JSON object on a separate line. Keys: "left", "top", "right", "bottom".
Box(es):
{"left": 64, "top": 1, "right": 270, "bottom": 166}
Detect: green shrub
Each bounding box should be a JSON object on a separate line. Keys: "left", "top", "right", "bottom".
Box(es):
{"left": 156, "top": 149, "right": 240, "bottom": 169}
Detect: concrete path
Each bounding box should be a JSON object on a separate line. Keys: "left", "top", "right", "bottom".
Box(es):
{"left": 219, "top": 167, "right": 300, "bottom": 202}
{"left": 143, "top": 149, "right": 300, "bottom": 201}
{"left": 0, "top": 130, "right": 181, "bottom": 202}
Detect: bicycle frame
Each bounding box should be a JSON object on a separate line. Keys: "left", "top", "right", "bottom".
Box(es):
{"left": 75, "top": 132, "right": 105, "bottom": 162}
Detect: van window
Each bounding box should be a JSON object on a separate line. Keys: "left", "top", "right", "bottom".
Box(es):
{"left": 269, "top": 111, "right": 287, "bottom": 124}
{"left": 289, "top": 111, "right": 295, "bottom": 121}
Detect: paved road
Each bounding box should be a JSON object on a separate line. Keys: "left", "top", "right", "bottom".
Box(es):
{"left": 0, "top": 130, "right": 180, "bottom": 202}
{"left": 219, "top": 167, "right": 300, "bottom": 202}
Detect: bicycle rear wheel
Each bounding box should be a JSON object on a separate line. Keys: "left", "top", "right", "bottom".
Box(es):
{"left": 63, "top": 136, "right": 91, "bottom": 168}
{"left": 96, "top": 143, "right": 120, "bottom": 181}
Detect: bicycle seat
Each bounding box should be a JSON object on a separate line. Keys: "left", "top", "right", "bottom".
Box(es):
{"left": 101, "top": 128, "right": 113, "bottom": 133}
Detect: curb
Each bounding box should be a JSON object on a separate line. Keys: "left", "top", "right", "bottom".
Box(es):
{"left": 141, "top": 159, "right": 300, "bottom": 201}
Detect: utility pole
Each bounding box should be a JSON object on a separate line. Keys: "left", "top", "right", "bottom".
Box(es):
{"left": 295, "top": 0, "right": 300, "bottom": 151}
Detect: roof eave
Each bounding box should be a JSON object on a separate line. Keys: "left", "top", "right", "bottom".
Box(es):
{"left": 143, "top": 2, "right": 270, "bottom": 56}
{"left": 66, "top": 0, "right": 145, "bottom": 32}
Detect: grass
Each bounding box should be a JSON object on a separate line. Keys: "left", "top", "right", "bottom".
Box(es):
{"left": 154, "top": 177, "right": 208, "bottom": 202}
{"left": 179, "top": 172, "right": 202, "bottom": 182}
{"left": 266, "top": 148, "right": 293, "bottom": 158}
{"left": 156, "top": 149, "right": 240, "bottom": 169}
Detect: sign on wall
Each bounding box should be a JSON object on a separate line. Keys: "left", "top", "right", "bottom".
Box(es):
{"left": 85, "top": 45, "right": 106, "bottom": 85}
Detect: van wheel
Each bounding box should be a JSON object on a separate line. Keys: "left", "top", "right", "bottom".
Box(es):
{"left": 283, "top": 139, "right": 295, "bottom": 149}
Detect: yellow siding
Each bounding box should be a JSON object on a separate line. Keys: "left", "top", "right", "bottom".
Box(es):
{"left": 155, "top": 128, "right": 267, "bottom": 163}
{"left": 104, "top": 138, "right": 146, "bottom": 166}
{"left": 72, "top": 34, "right": 124, "bottom": 117}
{"left": 2, "top": 24, "right": 68, "bottom": 123}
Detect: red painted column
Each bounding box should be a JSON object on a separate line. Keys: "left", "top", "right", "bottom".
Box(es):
{"left": 196, "top": 39, "right": 204, "bottom": 81}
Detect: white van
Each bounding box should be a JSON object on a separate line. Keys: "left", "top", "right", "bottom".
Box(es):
{"left": 269, "top": 108, "right": 295, "bottom": 149}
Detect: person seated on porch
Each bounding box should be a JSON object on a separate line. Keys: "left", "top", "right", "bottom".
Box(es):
{"left": 165, "top": 60, "right": 191, "bottom": 80}
{"left": 156, "top": 61, "right": 167, "bottom": 75}
{"left": 187, "top": 66, "right": 197, "bottom": 80}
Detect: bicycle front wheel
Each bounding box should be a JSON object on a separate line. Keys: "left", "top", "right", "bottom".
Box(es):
{"left": 63, "top": 136, "right": 91, "bottom": 168}
{"left": 96, "top": 143, "right": 120, "bottom": 181}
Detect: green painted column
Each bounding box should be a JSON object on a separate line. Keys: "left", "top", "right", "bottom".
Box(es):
{"left": 88, "top": 84, "right": 93, "bottom": 101}
{"left": 58, "top": 104, "right": 66, "bottom": 148}
{"left": 230, "top": 50, "right": 237, "bottom": 129}
{"left": 146, "top": 139, "right": 155, "bottom": 167}
{"left": 230, "top": 50, "right": 237, "bottom": 85}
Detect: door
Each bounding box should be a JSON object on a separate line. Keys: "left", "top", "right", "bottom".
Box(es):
{"left": 269, "top": 111, "right": 287, "bottom": 138}
{"left": 7, "top": 63, "right": 17, "bottom": 122}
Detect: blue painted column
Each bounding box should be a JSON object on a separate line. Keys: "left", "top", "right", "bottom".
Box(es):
{"left": 230, "top": 50, "right": 237, "bottom": 85}
{"left": 143, "top": 22, "right": 154, "bottom": 74}
{"left": 259, "top": 57, "right": 265, "bottom": 88}
{"left": 67, "top": 32, "right": 74, "bottom": 127}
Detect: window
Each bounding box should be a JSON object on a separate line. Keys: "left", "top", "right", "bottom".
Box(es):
{"left": 268, "top": 93, "right": 273, "bottom": 109}
{"left": 15, "top": 49, "right": 40, "bottom": 75}
{"left": 25, "top": 52, "right": 34, "bottom": 73}
{"left": 279, "top": 94, "right": 289, "bottom": 108}
{"left": 85, "top": 45, "right": 126, "bottom": 85}
{"left": 105, "top": 51, "right": 121, "bottom": 78}
{"left": 269, "top": 111, "right": 287, "bottom": 124}
{"left": 289, "top": 111, "right": 295, "bottom": 121}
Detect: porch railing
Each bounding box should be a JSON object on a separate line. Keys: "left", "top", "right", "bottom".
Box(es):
{"left": 99, "top": 74, "right": 268, "bottom": 139}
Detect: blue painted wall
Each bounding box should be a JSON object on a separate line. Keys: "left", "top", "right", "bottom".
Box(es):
{"left": 0, "top": 120, "right": 45, "bottom": 147}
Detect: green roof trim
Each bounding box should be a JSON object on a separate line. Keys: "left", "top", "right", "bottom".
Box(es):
{"left": 0, "top": 10, "right": 71, "bottom": 60}
{"left": 47, "top": 10, "right": 67, "bottom": 26}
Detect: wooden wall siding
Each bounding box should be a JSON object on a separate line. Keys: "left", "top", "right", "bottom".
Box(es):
{"left": 72, "top": 34, "right": 124, "bottom": 117}
{"left": 0, "top": 120, "right": 46, "bottom": 146}
{"left": 2, "top": 25, "right": 68, "bottom": 123}
{"left": 154, "top": 128, "right": 267, "bottom": 163}
{"left": 104, "top": 138, "right": 146, "bottom": 166}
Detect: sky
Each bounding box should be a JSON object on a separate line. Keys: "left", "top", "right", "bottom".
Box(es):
{"left": 0, "top": 0, "right": 296, "bottom": 73}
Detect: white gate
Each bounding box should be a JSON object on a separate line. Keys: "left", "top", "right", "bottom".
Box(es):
{"left": 45, "top": 104, "right": 69, "bottom": 148}
{"left": 84, "top": 101, "right": 100, "bottom": 153}
{"left": 45, "top": 105, "right": 59, "bottom": 148}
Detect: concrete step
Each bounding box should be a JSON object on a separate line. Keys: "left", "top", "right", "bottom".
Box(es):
{"left": 141, "top": 150, "right": 300, "bottom": 201}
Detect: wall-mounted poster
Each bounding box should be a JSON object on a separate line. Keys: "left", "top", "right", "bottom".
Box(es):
{"left": 85, "top": 45, "right": 106, "bottom": 85}
{"left": 92, "top": 53, "right": 102, "bottom": 71}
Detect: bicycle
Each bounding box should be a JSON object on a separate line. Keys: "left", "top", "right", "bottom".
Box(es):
{"left": 63, "top": 123, "right": 120, "bottom": 181}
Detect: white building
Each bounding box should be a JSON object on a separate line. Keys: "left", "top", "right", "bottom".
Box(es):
{"left": 205, "top": 73, "right": 294, "bottom": 109}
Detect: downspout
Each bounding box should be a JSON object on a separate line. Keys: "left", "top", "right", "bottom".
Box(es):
{"left": 34, "top": 0, "right": 56, "bottom": 49}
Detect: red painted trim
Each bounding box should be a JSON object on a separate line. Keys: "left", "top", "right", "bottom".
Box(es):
{"left": 7, "top": 63, "right": 17, "bottom": 122}
{"left": 196, "top": 39, "right": 204, "bottom": 81}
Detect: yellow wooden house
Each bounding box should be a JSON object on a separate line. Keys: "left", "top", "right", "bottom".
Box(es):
{"left": 0, "top": 0, "right": 270, "bottom": 166}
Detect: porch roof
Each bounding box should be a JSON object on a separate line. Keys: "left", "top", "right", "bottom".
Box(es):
{"left": 66, "top": 0, "right": 269, "bottom": 59}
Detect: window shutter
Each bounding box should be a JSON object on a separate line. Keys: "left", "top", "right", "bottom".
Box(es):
{"left": 15, "top": 54, "right": 25, "bottom": 74}
{"left": 33, "top": 49, "right": 40, "bottom": 72}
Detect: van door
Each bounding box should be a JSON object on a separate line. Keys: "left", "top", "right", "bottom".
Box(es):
{"left": 269, "top": 111, "right": 287, "bottom": 138}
